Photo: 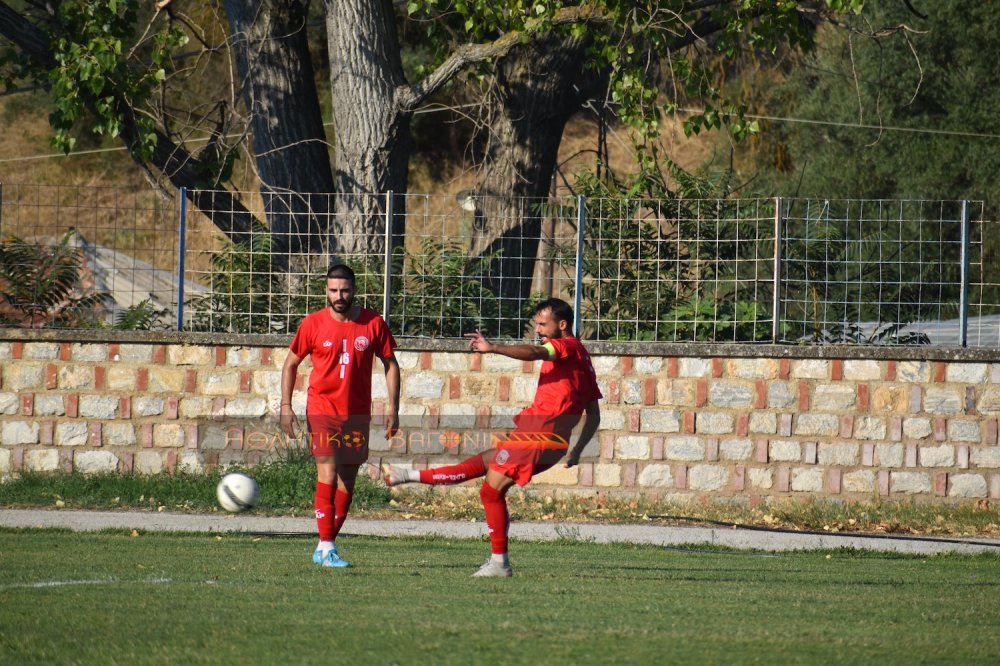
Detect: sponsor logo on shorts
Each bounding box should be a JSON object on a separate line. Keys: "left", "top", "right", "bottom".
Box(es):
{"left": 354, "top": 336, "right": 370, "bottom": 352}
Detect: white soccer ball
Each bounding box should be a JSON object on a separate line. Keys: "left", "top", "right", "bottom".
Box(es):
{"left": 216, "top": 472, "right": 260, "bottom": 513}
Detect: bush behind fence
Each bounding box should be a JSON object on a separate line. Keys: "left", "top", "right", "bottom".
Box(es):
{"left": 0, "top": 183, "right": 996, "bottom": 346}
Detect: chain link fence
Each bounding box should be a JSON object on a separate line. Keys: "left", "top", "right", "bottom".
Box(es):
{"left": 0, "top": 182, "right": 995, "bottom": 346}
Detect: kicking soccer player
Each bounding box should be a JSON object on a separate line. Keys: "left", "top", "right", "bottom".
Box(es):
{"left": 382, "top": 298, "right": 601, "bottom": 577}
{"left": 280, "top": 264, "right": 400, "bottom": 568}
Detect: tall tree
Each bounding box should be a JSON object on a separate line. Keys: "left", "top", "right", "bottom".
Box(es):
{"left": 224, "top": 0, "right": 334, "bottom": 258}
{"left": 743, "top": 0, "right": 999, "bottom": 205}
{"left": 0, "top": 0, "right": 865, "bottom": 283}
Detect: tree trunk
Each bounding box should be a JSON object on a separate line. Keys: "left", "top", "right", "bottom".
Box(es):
{"left": 471, "top": 33, "right": 599, "bottom": 323}
{"left": 325, "top": 0, "right": 409, "bottom": 259}
{"left": 224, "top": 0, "right": 334, "bottom": 262}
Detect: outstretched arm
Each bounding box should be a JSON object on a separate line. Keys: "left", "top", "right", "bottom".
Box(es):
{"left": 565, "top": 400, "right": 601, "bottom": 468}
{"left": 464, "top": 329, "right": 551, "bottom": 361}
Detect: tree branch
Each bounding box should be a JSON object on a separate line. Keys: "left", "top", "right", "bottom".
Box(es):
{"left": 0, "top": 0, "right": 259, "bottom": 246}
{"left": 397, "top": 3, "right": 606, "bottom": 111}
{"left": 0, "top": 1, "right": 55, "bottom": 67}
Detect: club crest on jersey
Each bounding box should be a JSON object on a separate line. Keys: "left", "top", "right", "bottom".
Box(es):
{"left": 354, "top": 336, "right": 370, "bottom": 352}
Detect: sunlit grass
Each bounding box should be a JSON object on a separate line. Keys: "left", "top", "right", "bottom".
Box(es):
{"left": 1, "top": 530, "right": 999, "bottom": 665}
{"left": 3, "top": 465, "right": 999, "bottom": 538}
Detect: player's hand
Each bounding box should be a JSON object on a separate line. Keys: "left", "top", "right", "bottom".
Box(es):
{"left": 279, "top": 404, "right": 299, "bottom": 439}
{"left": 464, "top": 329, "right": 494, "bottom": 353}
{"left": 384, "top": 408, "right": 399, "bottom": 439}
{"left": 564, "top": 449, "right": 582, "bottom": 468}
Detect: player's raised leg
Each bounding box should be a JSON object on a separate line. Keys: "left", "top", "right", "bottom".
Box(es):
{"left": 383, "top": 449, "right": 495, "bottom": 487}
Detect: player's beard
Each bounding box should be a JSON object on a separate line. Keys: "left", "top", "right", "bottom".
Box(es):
{"left": 330, "top": 295, "right": 354, "bottom": 314}
{"left": 538, "top": 330, "right": 562, "bottom": 344}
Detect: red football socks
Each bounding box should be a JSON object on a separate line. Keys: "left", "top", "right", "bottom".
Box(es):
{"left": 331, "top": 488, "right": 354, "bottom": 540}
{"left": 419, "top": 454, "right": 487, "bottom": 485}
{"left": 479, "top": 483, "right": 509, "bottom": 555}
{"left": 314, "top": 481, "right": 335, "bottom": 542}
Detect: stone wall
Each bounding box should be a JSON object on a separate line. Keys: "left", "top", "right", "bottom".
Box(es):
{"left": 1, "top": 330, "right": 999, "bottom": 504}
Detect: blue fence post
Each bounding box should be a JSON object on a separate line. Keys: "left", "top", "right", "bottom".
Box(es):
{"left": 176, "top": 187, "right": 187, "bottom": 331}
{"left": 384, "top": 190, "right": 394, "bottom": 325}
{"left": 959, "top": 200, "right": 970, "bottom": 347}
{"left": 771, "top": 197, "right": 783, "bottom": 344}
{"left": 574, "top": 194, "right": 585, "bottom": 336}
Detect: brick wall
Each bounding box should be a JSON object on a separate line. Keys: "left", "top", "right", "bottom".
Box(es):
{"left": 1, "top": 331, "right": 999, "bottom": 503}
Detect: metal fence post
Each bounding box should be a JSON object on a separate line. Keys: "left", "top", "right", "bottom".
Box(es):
{"left": 574, "top": 194, "right": 586, "bottom": 336}
{"left": 959, "top": 199, "right": 970, "bottom": 347}
{"left": 176, "top": 187, "right": 187, "bottom": 331}
{"left": 771, "top": 197, "right": 783, "bottom": 344}
{"left": 383, "top": 190, "right": 394, "bottom": 324}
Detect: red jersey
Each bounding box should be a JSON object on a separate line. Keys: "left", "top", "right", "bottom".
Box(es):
{"left": 289, "top": 307, "right": 396, "bottom": 421}
{"left": 514, "top": 336, "right": 602, "bottom": 441}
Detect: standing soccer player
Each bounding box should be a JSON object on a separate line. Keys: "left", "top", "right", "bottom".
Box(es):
{"left": 382, "top": 298, "right": 601, "bottom": 577}
{"left": 280, "top": 264, "right": 400, "bottom": 568}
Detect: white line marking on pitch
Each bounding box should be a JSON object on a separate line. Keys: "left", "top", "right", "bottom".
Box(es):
{"left": 0, "top": 576, "right": 172, "bottom": 590}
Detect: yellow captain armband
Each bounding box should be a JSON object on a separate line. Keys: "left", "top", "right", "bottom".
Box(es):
{"left": 542, "top": 342, "right": 557, "bottom": 359}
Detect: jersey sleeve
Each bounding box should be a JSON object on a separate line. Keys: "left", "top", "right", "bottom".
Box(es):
{"left": 546, "top": 337, "right": 570, "bottom": 360}
{"left": 584, "top": 372, "right": 603, "bottom": 402}
{"left": 289, "top": 314, "right": 314, "bottom": 358}
{"left": 373, "top": 315, "right": 397, "bottom": 359}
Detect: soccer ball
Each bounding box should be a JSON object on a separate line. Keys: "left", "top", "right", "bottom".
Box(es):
{"left": 216, "top": 472, "right": 260, "bottom": 513}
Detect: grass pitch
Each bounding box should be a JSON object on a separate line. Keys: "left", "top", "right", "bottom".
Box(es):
{"left": 2, "top": 529, "right": 999, "bottom": 665}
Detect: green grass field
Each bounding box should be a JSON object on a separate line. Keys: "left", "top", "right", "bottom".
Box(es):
{"left": 2, "top": 529, "right": 999, "bottom": 665}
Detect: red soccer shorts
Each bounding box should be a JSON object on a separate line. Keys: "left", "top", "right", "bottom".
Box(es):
{"left": 488, "top": 430, "right": 569, "bottom": 486}
{"left": 306, "top": 415, "right": 370, "bottom": 463}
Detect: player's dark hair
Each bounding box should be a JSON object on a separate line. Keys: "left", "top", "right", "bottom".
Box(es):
{"left": 535, "top": 298, "right": 574, "bottom": 332}
{"left": 326, "top": 263, "right": 356, "bottom": 285}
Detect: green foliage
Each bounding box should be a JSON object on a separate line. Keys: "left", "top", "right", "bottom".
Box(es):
{"left": 183, "top": 231, "right": 518, "bottom": 339}
{"left": 779, "top": 199, "right": 958, "bottom": 343}
{"left": 394, "top": 238, "right": 518, "bottom": 338}
{"left": 0, "top": 231, "right": 107, "bottom": 328}
{"left": 111, "top": 298, "right": 169, "bottom": 331}
{"left": 556, "top": 159, "right": 772, "bottom": 342}
{"left": 402, "top": 1, "right": 859, "bottom": 153}
{"left": 809, "top": 321, "right": 930, "bottom": 346}
{"left": 741, "top": 0, "right": 1000, "bottom": 316}
{"left": 186, "top": 231, "right": 326, "bottom": 335}
{"left": 746, "top": 1, "right": 996, "bottom": 205}
{"left": 0, "top": 1, "right": 187, "bottom": 159}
